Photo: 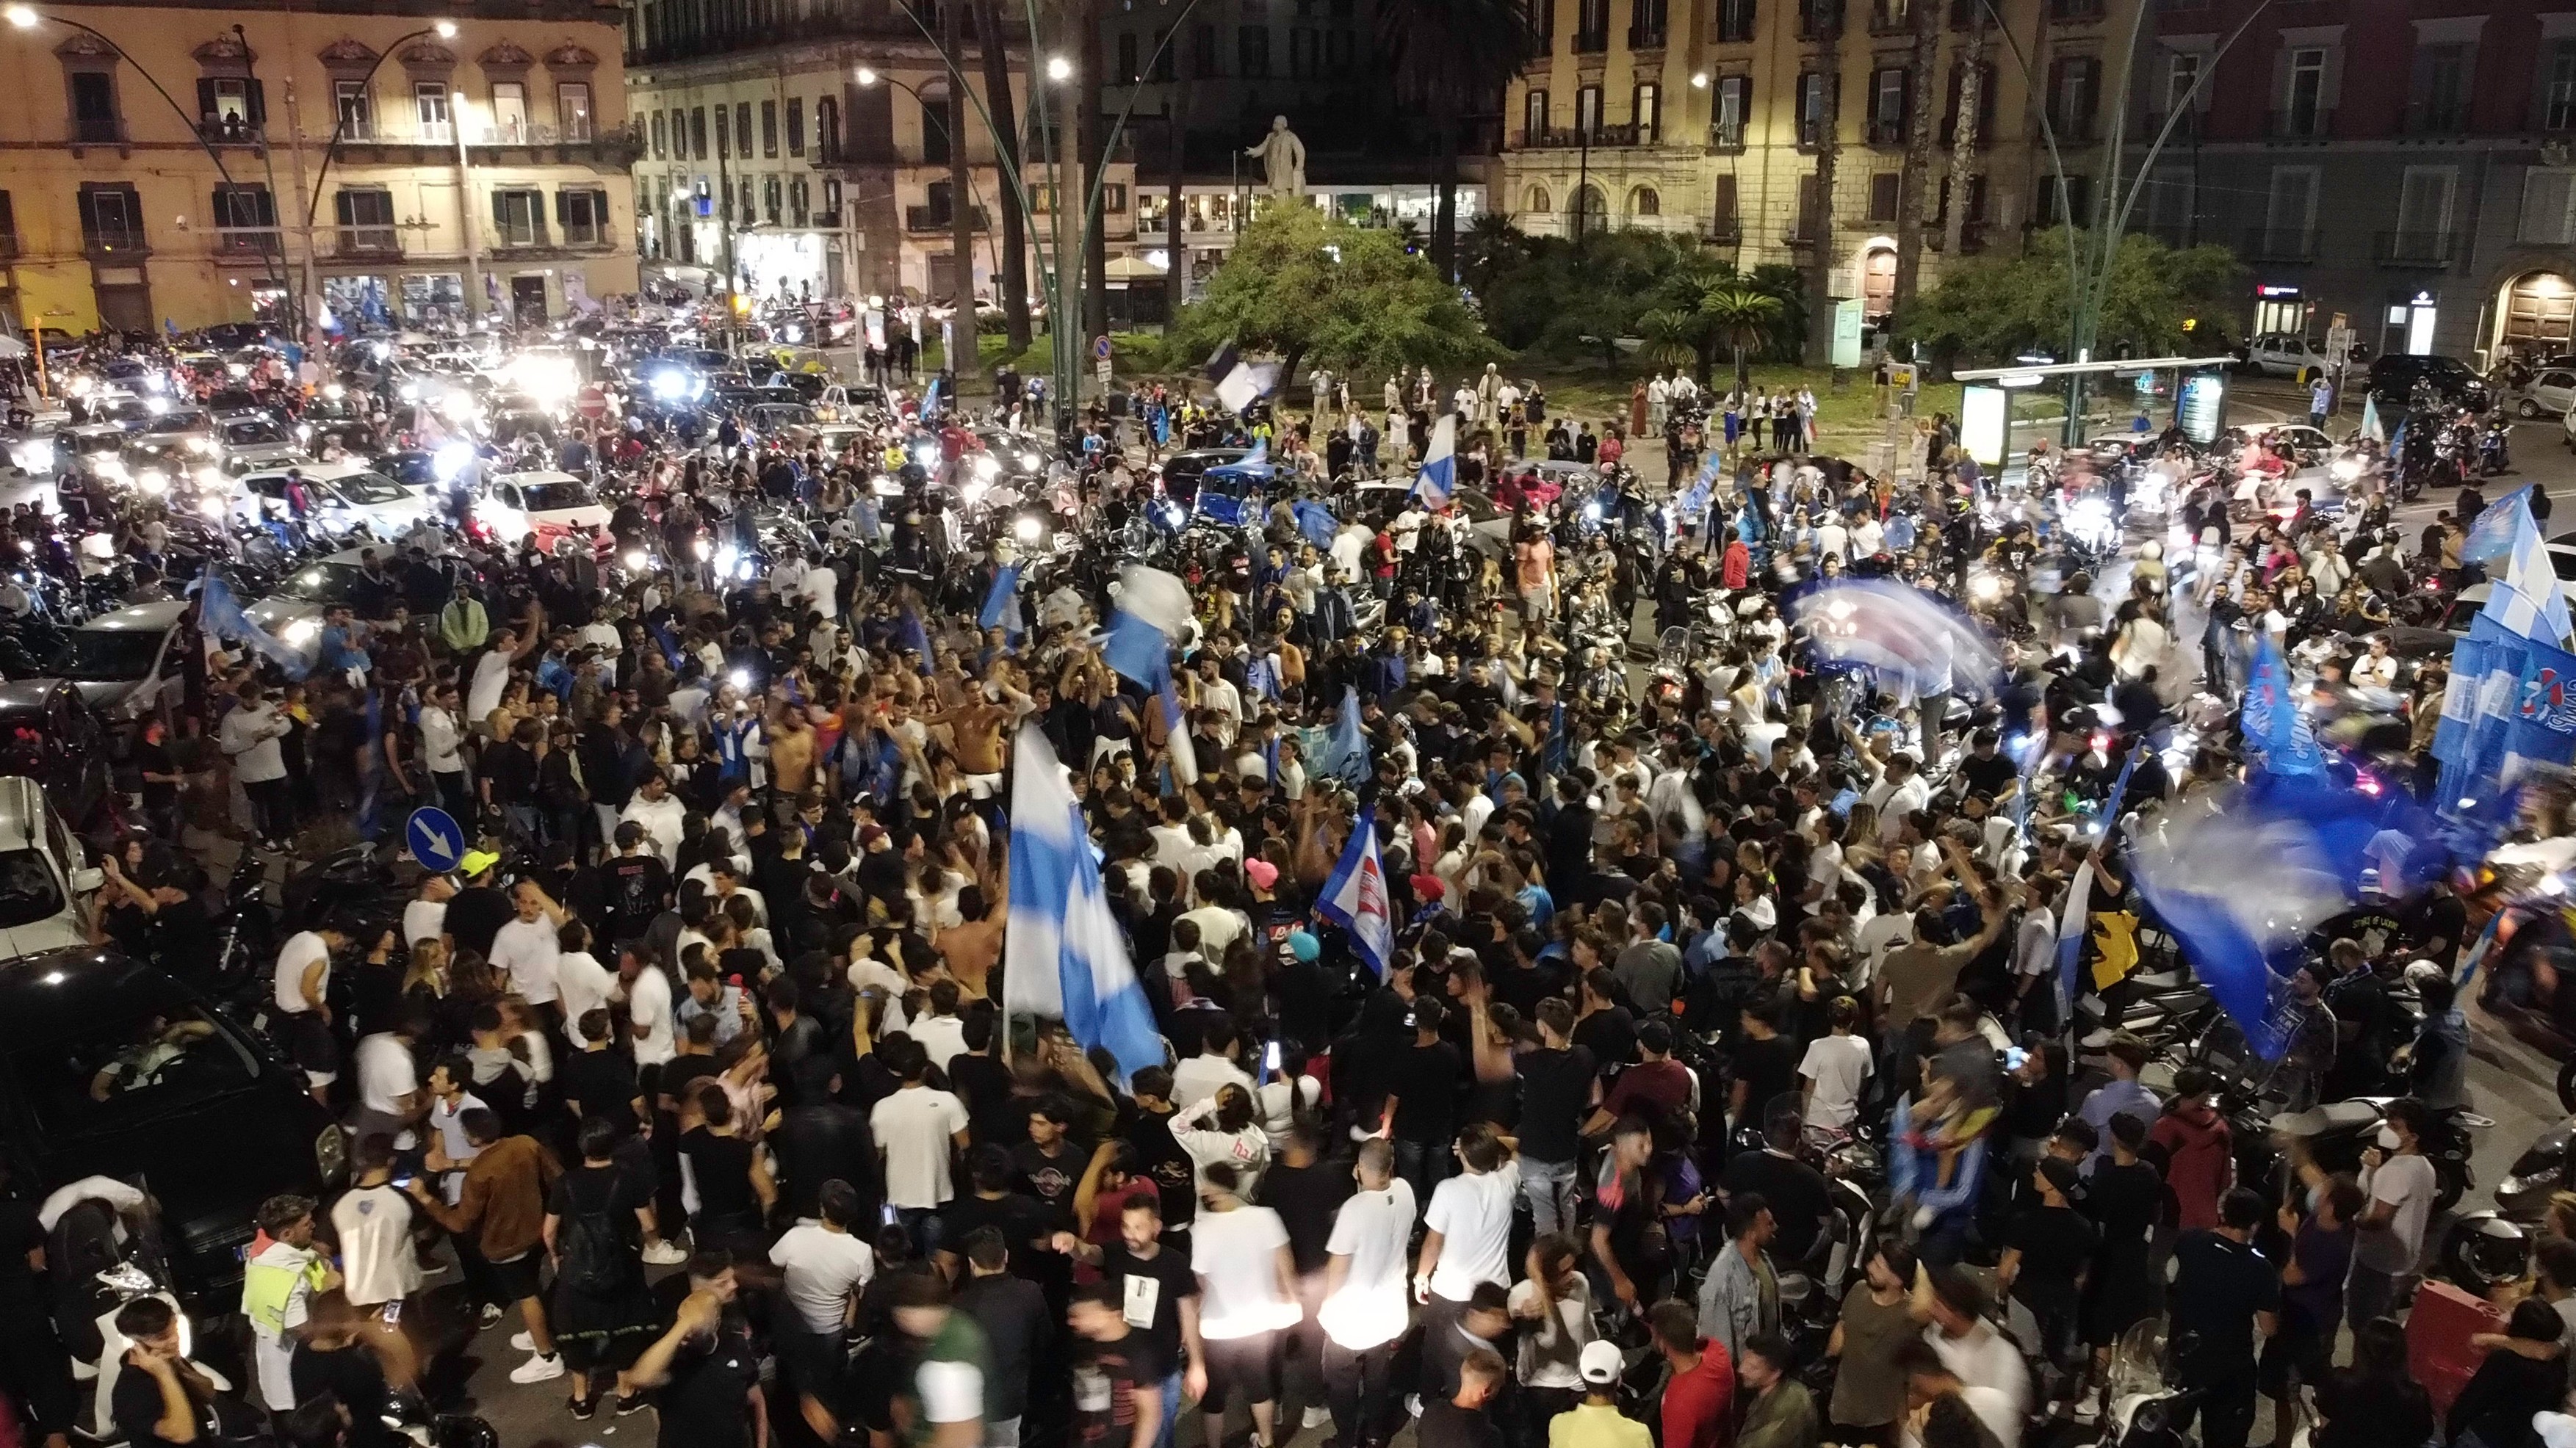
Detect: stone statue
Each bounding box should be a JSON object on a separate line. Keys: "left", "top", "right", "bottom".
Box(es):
{"left": 1244, "top": 115, "right": 1307, "bottom": 197}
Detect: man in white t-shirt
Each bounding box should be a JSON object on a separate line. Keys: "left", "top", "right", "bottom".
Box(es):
{"left": 352, "top": 1025, "right": 422, "bottom": 1150}
{"left": 870, "top": 1040, "right": 972, "bottom": 1237}
{"left": 331, "top": 1134, "right": 423, "bottom": 1387}
{"left": 554, "top": 924, "right": 618, "bottom": 1029}
{"left": 620, "top": 943, "right": 676, "bottom": 1068}
{"left": 487, "top": 881, "right": 566, "bottom": 1012}
{"left": 403, "top": 873, "right": 453, "bottom": 952}
{"left": 1413, "top": 1124, "right": 1521, "bottom": 1343}
{"left": 1317, "top": 1140, "right": 1418, "bottom": 1441}
{"left": 909, "top": 982, "right": 970, "bottom": 1072}
{"left": 771, "top": 1181, "right": 877, "bottom": 1332}
{"left": 1190, "top": 1161, "right": 1299, "bottom": 1448}
{"left": 1797, "top": 999, "right": 1876, "bottom": 1130}
{"left": 421, "top": 1059, "right": 490, "bottom": 1206}
{"left": 274, "top": 924, "right": 356, "bottom": 1103}
{"left": 1170, "top": 1023, "right": 1256, "bottom": 1108}
{"left": 2350, "top": 1098, "right": 2442, "bottom": 1326}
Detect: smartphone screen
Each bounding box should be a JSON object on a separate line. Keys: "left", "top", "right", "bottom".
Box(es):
{"left": 392, "top": 1174, "right": 414, "bottom": 1190}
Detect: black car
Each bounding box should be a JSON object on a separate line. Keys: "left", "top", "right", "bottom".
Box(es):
{"left": 2370, "top": 352, "right": 2492, "bottom": 411}
{"left": 0, "top": 680, "right": 112, "bottom": 830}
{"left": 0, "top": 948, "right": 342, "bottom": 1302}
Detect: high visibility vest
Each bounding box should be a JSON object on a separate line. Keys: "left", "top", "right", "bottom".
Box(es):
{"left": 241, "top": 1251, "right": 326, "bottom": 1336}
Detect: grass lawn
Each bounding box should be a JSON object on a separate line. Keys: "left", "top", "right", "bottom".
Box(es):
{"left": 1518, "top": 356, "right": 1967, "bottom": 453}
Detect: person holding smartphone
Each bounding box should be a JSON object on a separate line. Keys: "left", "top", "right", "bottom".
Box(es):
{"left": 330, "top": 1134, "right": 424, "bottom": 1392}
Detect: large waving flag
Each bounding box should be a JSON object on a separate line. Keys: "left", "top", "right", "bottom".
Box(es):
{"left": 2462, "top": 485, "right": 2536, "bottom": 564}
{"left": 2358, "top": 393, "right": 2385, "bottom": 444}
{"left": 980, "top": 562, "right": 1022, "bottom": 643}
{"left": 2487, "top": 490, "right": 2574, "bottom": 647}
{"left": 2240, "top": 632, "right": 2323, "bottom": 775}
{"left": 1786, "top": 578, "right": 2002, "bottom": 699}
{"left": 1104, "top": 566, "right": 1199, "bottom": 789}
{"left": 1318, "top": 686, "right": 1370, "bottom": 788}
{"left": 196, "top": 572, "right": 311, "bottom": 680}
{"left": 1004, "top": 725, "right": 1164, "bottom": 1080}
{"left": 1414, "top": 413, "right": 1457, "bottom": 510}
{"left": 1316, "top": 817, "right": 1395, "bottom": 976}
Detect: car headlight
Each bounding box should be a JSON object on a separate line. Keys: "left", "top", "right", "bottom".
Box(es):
{"left": 281, "top": 618, "right": 320, "bottom": 646}
{"left": 198, "top": 494, "right": 225, "bottom": 518}
{"left": 316, "top": 1123, "right": 347, "bottom": 1184}
{"left": 1015, "top": 515, "right": 1043, "bottom": 545}
{"left": 137, "top": 470, "right": 167, "bottom": 495}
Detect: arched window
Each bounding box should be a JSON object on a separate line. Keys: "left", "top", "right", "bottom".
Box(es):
{"left": 1527, "top": 184, "right": 1551, "bottom": 213}
{"left": 1573, "top": 184, "right": 1606, "bottom": 222}
{"left": 1630, "top": 185, "right": 1660, "bottom": 216}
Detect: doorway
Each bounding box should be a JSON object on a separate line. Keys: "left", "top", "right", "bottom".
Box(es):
{"left": 509, "top": 274, "right": 548, "bottom": 326}
{"left": 94, "top": 280, "right": 151, "bottom": 335}
{"left": 1861, "top": 247, "right": 1897, "bottom": 319}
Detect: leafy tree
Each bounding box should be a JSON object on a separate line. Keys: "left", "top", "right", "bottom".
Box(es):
{"left": 1377, "top": 0, "right": 1539, "bottom": 283}
{"left": 1172, "top": 206, "right": 1495, "bottom": 385}
{"left": 1459, "top": 212, "right": 1531, "bottom": 298}
{"left": 1896, "top": 228, "right": 2242, "bottom": 369}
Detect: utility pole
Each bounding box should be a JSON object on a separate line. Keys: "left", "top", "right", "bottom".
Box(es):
{"left": 284, "top": 77, "right": 317, "bottom": 325}
{"left": 452, "top": 86, "right": 485, "bottom": 317}
{"left": 943, "top": 0, "right": 975, "bottom": 384}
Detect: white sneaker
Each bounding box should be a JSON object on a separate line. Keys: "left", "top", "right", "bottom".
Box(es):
{"left": 1407, "top": 1394, "right": 1423, "bottom": 1419}
{"left": 508, "top": 1353, "right": 564, "bottom": 1385}
{"left": 510, "top": 1331, "right": 535, "bottom": 1353}
{"left": 1302, "top": 1406, "right": 1330, "bottom": 1430}
{"left": 643, "top": 1240, "right": 688, "bottom": 1267}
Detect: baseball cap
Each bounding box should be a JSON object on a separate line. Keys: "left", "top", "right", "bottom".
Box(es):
{"left": 1579, "top": 1340, "right": 1623, "bottom": 1386}
{"left": 458, "top": 850, "right": 500, "bottom": 878}
{"left": 1245, "top": 859, "right": 1280, "bottom": 890}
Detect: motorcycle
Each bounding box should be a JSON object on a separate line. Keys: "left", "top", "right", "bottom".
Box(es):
{"left": 2480, "top": 419, "right": 2514, "bottom": 477}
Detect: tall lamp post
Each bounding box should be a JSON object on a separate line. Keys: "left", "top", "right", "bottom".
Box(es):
{"left": 854, "top": 66, "right": 1009, "bottom": 376}
{"left": 296, "top": 21, "right": 459, "bottom": 322}
{"left": 4, "top": 4, "right": 292, "bottom": 310}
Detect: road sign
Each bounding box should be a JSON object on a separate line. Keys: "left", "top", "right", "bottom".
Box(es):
{"left": 405, "top": 806, "right": 467, "bottom": 874}
{"left": 2326, "top": 325, "right": 2355, "bottom": 369}
{"left": 575, "top": 383, "right": 609, "bottom": 419}
{"left": 1093, "top": 334, "right": 1114, "bottom": 361}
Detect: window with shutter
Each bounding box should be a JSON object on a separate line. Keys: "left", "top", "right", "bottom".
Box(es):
{"left": 69, "top": 71, "right": 118, "bottom": 144}
{"left": 762, "top": 100, "right": 777, "bottom": 156}
{"left": 2544, "top": 41, "right": 2576, "bottom": 131}
{"left": 816, "top": 97, "right": 837, "bottom": 161}
{"left": 1869, "top": 171, "right": 1899, "bottom": 220}
{"left": 416, "top": 84, "right": 450, "bottom": 143}
{"left": 1712, "top": 173, "right": 1739, "bottom": 237}
{"left": 2521, "top": 170, "right": 2576, "bottom": 245}
{"left": 715, "top": 104, "right": 729, "bottom": 158}
{"left": 787, "top": 98, "right": 804, "bottom": 155}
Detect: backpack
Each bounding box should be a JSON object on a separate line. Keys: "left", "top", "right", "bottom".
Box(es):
{"left": 555, "top": 1171, "right": 638, "bottom": 1296}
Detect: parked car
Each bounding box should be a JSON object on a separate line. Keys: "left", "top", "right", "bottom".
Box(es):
{"left": 2369, "top": 352, "right": 2493, "bottom": 411}
{"left": 2240, "top": 333, "right": 2334, "bottom": 383}
{"left": 212, "top": 410, "right": 308, "bottom": 475}
{"left": 0, "top": 682, "right": 113, "bottom": 829}
{"left": 232, "top": 460, "right": 436, "bottom": 543}
{"left": 0, "top": 945, "right": 343, "bottom": 1303}
{"left": 43, "top": 601, "right": 190, "bottom": 724}
{"left": 2512, "top": 366, "right": 2576, "bottom": 419}
{"left": 0, "top": 775, "right": 101, "bottom": 961}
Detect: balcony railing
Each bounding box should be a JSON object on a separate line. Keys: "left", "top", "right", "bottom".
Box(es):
{"left": 2399, "top": 101, "right": 2469, "bottom": 136}
{"left": 333, "top": 225, "right": 401, "bottom": 256}
{"left": 2267, "top": 106, "right": 2334, "bottom": 140}
{"left": 214, "top": 225, "right": 281, "bottom": 256}
{"left": 906, "top": 204, "right": 991, "bottom": 231}
{"left": 1716, "top": 7, "right": 1756, "bottom": 40}
{"left": 1627, "top": 21, "right": 1666, "bottom": 46}
{"left": 2240, "top": 226, "right": 2318, "bottom": 263}
{"left": 1866, "top": 117, "right": 1907, "bottom": 145}
{"left": 2373, "top": 229, "right": 2457, "bottom": 266}
{"left": 198, "top": 118, "right": 261, "bottom": 145}
{"left": 1869, "top": 0, "right": 1911, "bottom": 34}
{"left": 82, "top": 228, "right": 146, "bottom": 255}
{"left": 1514, "top": 123, "right": 1648, "bottom": 147}
{"left": 71, "top": 117, "right": 120, "bottom": 145}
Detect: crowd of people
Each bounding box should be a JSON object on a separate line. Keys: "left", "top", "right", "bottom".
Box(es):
{"left": 0, "top": 323, "right": 2535, "bottom": 1448}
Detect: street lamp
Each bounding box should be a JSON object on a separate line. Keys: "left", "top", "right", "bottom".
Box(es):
{"left": 851, "top": 64, "right": 1006, "bottom": 368}
{"left": 4, "top": 4, "right": 290, "bottom": 306}
{"left": 1045, "top": 55, "right": 1072, "bottom": 83}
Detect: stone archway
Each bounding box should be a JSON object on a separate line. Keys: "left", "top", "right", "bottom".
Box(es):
{"left": 2497, "top": 268, "right": 2576, "bottom": 361}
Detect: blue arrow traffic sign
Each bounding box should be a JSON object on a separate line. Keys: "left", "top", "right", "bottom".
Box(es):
{"left": 405, "top": 806, "right": 467, "bottom": 874}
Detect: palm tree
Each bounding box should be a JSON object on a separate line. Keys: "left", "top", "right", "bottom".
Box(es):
{"left": 1891, "top": 0, "right": 1944, "bottom": 312}
{"left": 1377, "top": 0, "right": 1539, "bottom": 283}
{"left": 1460, "top": 211, "right": 1527, "bottom": 294}
{"left": 1801, "top": 0, "right": 1846, "bottom": 366}
{"left": 1706, "top": 283, "right": 1785, "bottom": 396}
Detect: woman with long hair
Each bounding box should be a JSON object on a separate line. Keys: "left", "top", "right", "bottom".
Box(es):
{"left": 1507, "top": 1233, "right": 1595, "bottom": 1432}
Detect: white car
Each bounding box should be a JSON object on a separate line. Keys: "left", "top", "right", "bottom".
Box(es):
{"left": 43, "top": 600, "right": 190, "bottom": 723}
{"left": 234, "top": 460, "right": 436, "bottom": 543}
{"left": 2241, "top": 332, "right": 2334, "bottom": 383}
{"left": 213, "top": 410, "right": 309, "bottom": 474}
{"left": 475, "top": 469, "right": 610, "bottom": 553}
{"left": 2514, "top": 366, "right": 2576, "bottom": 419}
{"left": 0, "top": 773, "right": 101, "bottom": 962}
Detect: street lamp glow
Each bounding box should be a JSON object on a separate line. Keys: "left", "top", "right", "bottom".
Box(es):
{"left": 855, "top": 66, "right": 878, "bottom": 85}
{"left": 1689, "top": 70, "right": 1709, "bottom": 87}
{"left": 435, "top": 20, "right": 456, "bottom": 36}
{"left": 4, "top": 8, "right": 38, "bottom": 29}
{"left": 1045, "top": 54, "right": 1072, "bottom": 81}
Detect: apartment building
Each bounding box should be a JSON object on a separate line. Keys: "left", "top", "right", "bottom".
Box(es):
{"left": 627, "top": 0, "right": 1134, "bottom": 305}
{"left": 0, "top": 0, "right": 638, "bottom": 336}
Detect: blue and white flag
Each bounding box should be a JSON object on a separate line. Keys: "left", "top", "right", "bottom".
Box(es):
{"left": 1316, "top": 815, "right": 1396, "bottom": 977}
{"left": 923, "top": 377, "right": 944, "bottom": 420}
{"left": 2241, "top": 632, "right": 2323, "bottom": 775}
{"left": 2462, "top": 485, "right": 2536, "bottom": 564}
{"left": 1293, "top": 499, "right": 1339, "bottom": 550}
{"left": 1319, "top": 687, "right": 1370, "bottom": 788}
{"left": 2056, "top": 743, "right": 2143, "bottom": 1015}
{"left": 979, "top": 563, "right": 1022, "bottom": 643}
{"left": 2359, "top": 393, "right": 2385, "bottom": 444}
{"left": 1104, "top": 565, "right": 1194, "bottom": 692}
{"left": 897, "top": 600, "right": 934, "bottom": 673}
{"left": 1205, "top": 343, "right": 1278, "bottom": 415}
{"left": 2134, "top": 789, "right": 2371, "bottom": 1061}
{"left": 196, "top": 572, "right": 311, "bottom": 680}
{"left": 2485, "top": 491, "right": 2574, "bottom": 647}
{"left": 1414, "top": 413, "right": 1457, "bottom": 510}
{"left": 1003, "top": 725, "right": 1164, "bottom": 1081}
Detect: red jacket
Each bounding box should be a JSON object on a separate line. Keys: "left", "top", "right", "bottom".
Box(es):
{"left": 2149, "top": 1101, "right": 2233, "bottom": 1231}
{"left": 1662, "top": 1339, "right": 1736, "bottom": 1448}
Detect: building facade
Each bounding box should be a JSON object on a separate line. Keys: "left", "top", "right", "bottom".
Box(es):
{"left": 627, "top": 0, "right": 1135, "bottom": 306}
{"left": 0, "top": 0, "right": 638, "bottom": 336}
{"left": 2131, "top": 0, "right": 2576, "bottom": 364}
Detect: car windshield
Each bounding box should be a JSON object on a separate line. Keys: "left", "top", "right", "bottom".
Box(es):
{"left": 71, "top": 434, "right": 124, "bottom": 455}
{"left": 280, "top": 562, "right": 368, "bottom": 604}
{"left": 0, "top": 849, "right": 63, "bottom": 929}
{"left": 16, "top": 999, "right": 261, "bottom": 1139}
{"left": 54, "top": 627, "right": 162, "bottom": 682}
{"left": 328, "top": 474, "right": 408, "bottom": 505}
{"left": 142, "top": 412, "right": 209, "bottom": 436}
{"left": 518, "top": 482, "right": 594, "bottom": 512}
{"left": 224, "top": 419, "right": 286, "bottom": 445}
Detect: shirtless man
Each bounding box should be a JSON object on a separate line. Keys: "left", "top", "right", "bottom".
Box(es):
{"left": 923, "top": 665, "right": 1031, "bottom": 798}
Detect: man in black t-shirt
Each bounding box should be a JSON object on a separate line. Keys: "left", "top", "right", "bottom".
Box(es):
{"left": 599, "top": 823, "right": 674, "bottom": 943}
{"left": 1956, "top": 729, "right": 2020, "bottom": 803}
{"left": 1069, "top": 1282, "right": 1169, "bottom": 1448}
{"left": 1387, "top": 998, "right": 1465, "bottom": 1201}
{"left": 1061, "top": 1196, "right": 1201, "bottom": 1421}
{"left": 1121, "top": 1070, "right": 1199, "bottom": 1242}
{"left": 2168, "top": 1189, "right": 2281, "bottom": 1448}
{"left": 1720, "top": 1113, "right": 1834, "bottom": 1267}
{"left": 939, "top": 1145, "right": 1058, "bottom": 1284}
{"left": 1515, "top": 999, "right": 1597, "bottom": 1240}
{"left": 629, "top": 1257, "right": 759, "bottom": 1448}
{"left": 1011, "top": 1101, "right": 1087, "bottom": 1231}
{"left": 109, "top": 1298, "right": 235, "bottom": 1448}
